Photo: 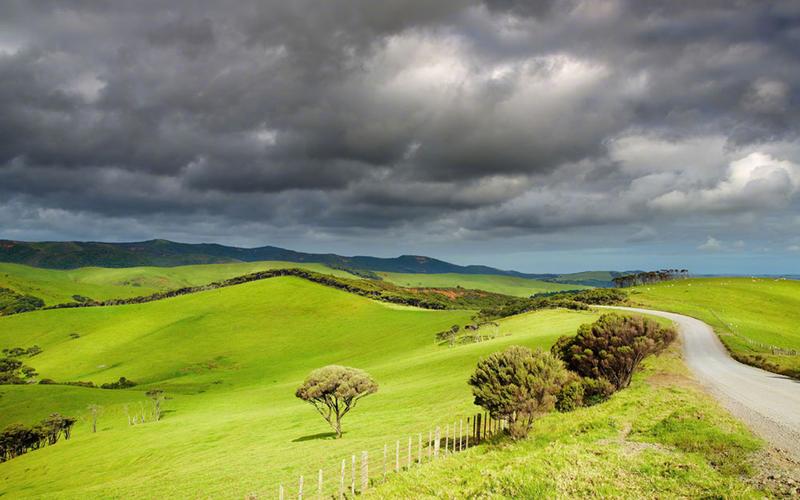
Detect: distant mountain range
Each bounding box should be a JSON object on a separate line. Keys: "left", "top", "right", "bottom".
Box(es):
{"left": 0, "top": 239, "right": 632, "bottom": 286}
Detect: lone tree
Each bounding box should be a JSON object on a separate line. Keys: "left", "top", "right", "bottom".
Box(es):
{"left": 552, "top": 313, "right": 676, "bottom": 390}
{"left": 469, "top": 346, "right": 569, "bottom": 439}
{"left": 295, "top": 365, "right": 378, "bottom": 438}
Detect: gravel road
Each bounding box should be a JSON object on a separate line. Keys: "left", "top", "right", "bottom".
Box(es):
{"left": 601, "top": 306, "right": 800, "bottom": 459}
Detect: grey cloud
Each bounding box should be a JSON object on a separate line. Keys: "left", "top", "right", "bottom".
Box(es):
{"left": 0, "top": 0, "right": 799, "bottom": 264}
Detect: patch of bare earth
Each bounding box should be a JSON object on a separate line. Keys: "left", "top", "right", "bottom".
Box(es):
{"left": 646, "top": 371, "right": 701, "bottom": 390}
{"left": 596, "top": 422, "right": 668, "bottom": 456}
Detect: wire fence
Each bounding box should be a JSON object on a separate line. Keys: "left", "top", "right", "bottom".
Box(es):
{"left": 709, "top": 309, "right": 799, "bottom": 356}
{"left": 248, "top": 411, "right": 507, "bottom": 499}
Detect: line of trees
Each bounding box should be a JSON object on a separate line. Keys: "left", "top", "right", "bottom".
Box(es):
{"left": 612, "top": 269, "right": 689, "bottom": 288}
{"left": 477, "top": 288, "right": 628, "bottom": 321}
{"left": 0, "top": 413, "right": 76, "bottom": 462}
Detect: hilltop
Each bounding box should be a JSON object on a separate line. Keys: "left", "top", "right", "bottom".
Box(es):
{"left": 0, "top": 239, "right": 627, "bottom": 287}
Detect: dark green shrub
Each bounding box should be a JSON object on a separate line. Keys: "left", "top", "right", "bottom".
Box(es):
{"left": 469, "top": 346, "right": 569, "bottom": 439}
{"left": 555, "top": 376, "right": 585, "bottom": 412}
{"left": 553, "top": 314, "right": 676, "bottom": 390}
{"left": 64, "top": 381, "right": 96, "bottom": 388}
{"left": 580, "top": 377, "right": 615, "bottom": 405}
{"left": 570, "top": 288, "right": 627, "bottom": 305}
{"left": 100, "top": 377, "right": 137, "bottom": 389}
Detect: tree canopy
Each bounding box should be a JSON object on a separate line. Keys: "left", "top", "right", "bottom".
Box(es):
{"left": 552, "top": 313, "right": 676, "bottom": 390}
{"left": 295, "top": 365, "right": 378, "bottom": 438}
{"left": 469, "top": 346, "right": 569, "bottom": 439}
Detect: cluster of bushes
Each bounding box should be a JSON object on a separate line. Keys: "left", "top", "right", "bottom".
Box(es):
{"left": 100, "top": 376, "right": 137, "bottom": 389}
{"left": 468, "top": 313, "right": 676, "bottom": 438}
{"left": 478, "top": 288, "right": 627, "bottom": 320}
{"left": 0, "top": 287, "right": 45, "bottom": 315}
{"left": 38, "top": 376, "right": 137, "bottom": 390}
{"left": 0, "top": 413, "right": 76, "bottom": 462}
{"left": 2, "top": 345, "right": 43, "bottom": 358}
{"left": 0, "top": 357, "right": 38, "bottom": 384}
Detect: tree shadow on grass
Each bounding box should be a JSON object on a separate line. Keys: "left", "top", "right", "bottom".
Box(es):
{"left": 292, "top": 431, "right": 340, "bottom": 442}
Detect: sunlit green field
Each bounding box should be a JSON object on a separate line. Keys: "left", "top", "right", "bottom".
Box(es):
{"left": 0, "top": 261, "right": 351, "bottom": 305}
{"left": 370, "top": 343, "right": 763, "bottom": 498}
{"left": 378, "top": 272, "right": 589, "bottom": 297}
{"left": 0, "top": 276, "right": 601, "bottom": 499}
{"left": 629, "top": 277, "right": 800, "bottom": 376}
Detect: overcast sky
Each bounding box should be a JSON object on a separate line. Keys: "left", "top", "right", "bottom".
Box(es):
{"left": 1, "top": 1, "right": 799, "bottom": 273}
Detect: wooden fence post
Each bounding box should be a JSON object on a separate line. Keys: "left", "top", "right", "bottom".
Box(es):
{"left": 279, "top": 484, "right": 284, "bottom": 500}
{"left": 476, "top": 413, "right": 481, "bottom": 442}
{"left": 339, "top": 459, "right": 345, "bottom": 500}
{"left": 459, "top": 420, "right": 463, "bottom": 451}
{"left": 483, "top": 412, "right": 488, "bottom": 438}
{"left": 445, "top": 424, "right": 449, "bottom": 454}
{"left": 395, "top": 440, "right": 400, "bottom": 472}
{"left": 452, "top": 421, "right": 456, "bottom": 453}
{"left": 466, "top": 417, "right": 470, "bottom": 449}
{"left": 407, "top": 436, "right": 412, "bottom": 468}
{"left": 360, "top": 451, "right": 368, "bottom": 493}
{"left": 318, "top": 470, "right": 323, "bottom": 500}
{"left": 298, "top": 475, "right": 304, "bottom": 500}
{"left": 351, "top": 455, "right": 355, "bottom": 496}
{"left": 434, "top": 427, "right": 440, "bottom": 458}
{"left": 428, "top": 430, "right": 433, "bottom": 460}
{"left": 418, "top": 433, "right": 422, "bottom": 464}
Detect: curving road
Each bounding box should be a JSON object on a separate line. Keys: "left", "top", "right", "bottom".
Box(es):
{"left": 600, "top": 306, "right": 800, "bottom": 458}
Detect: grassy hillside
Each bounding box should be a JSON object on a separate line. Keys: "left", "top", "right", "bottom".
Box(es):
{"left": 629, "top": 277, "right": 800, "bottom": 377}
{"left": 369, "top": 343, "right": 763, "bottom": 498}
{"left": 379, "top": 272, "right": 590, "bottom": 297}
{"left": 0, "top": 261, "right": 352, "bottom": 305}
{"left": 0, "top": 277, "right": 601, "bottom": 498}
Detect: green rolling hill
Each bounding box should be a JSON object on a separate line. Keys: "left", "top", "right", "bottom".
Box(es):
{"left": 0, "top": 269, "right": 777, "bottom": 497}
{"left": 0, "top": 276, "right": 602, "bottom": 498}
{"left": 0, "top": 261, "right": 352, "bottom": 306}
{"left": 628, "top": 277, "right": 800, "bottom": 377}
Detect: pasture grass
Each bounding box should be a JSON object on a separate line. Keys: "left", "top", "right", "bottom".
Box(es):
{"left": 0, "top": 261, "right": 351, "bottom": 305}
{"left": 629, "top": 277, "right": 800, "bottom": 376}
{"left": 378, "top": 272, "right": 589, "bottom": 297}
{"left": 0, "top": 277, "right": 599, "bottom": 499}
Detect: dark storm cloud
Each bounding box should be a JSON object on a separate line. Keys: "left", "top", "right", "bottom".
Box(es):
{"left": 1, "top": 0, "right": 799, "bottom": 260}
